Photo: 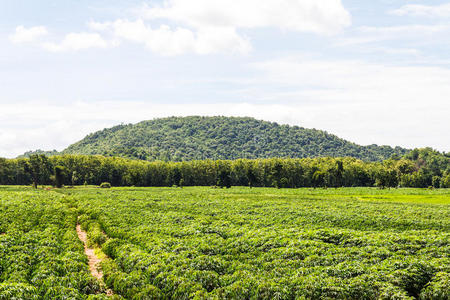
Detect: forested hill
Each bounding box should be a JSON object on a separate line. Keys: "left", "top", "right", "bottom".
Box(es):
{"left": 61, "top": 116, "right": 408, "bottom": 161}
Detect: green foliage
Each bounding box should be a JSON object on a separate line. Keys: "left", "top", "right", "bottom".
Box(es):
{"left": 217, "top": 168, "right": 232, "bottom": 189}
{"left": 78, "top": 215, "right": 108, "bottom": 248}
{"left": 1, "top": 147, "right": 448, "bottom": 189}
{"left": 100, "top": 182, "right": 111, "bottom": 189}
{"left": 70, "top": 187, "right": 448, "bottom": 299}
{"left": 54, "top": 165, "right": 65, "bottom": 188}
{"left": 0, "top": 190, "right": 106, "bottom": 298}
{"left": 17, "top": 149, "right": 59, "bottom": 158}
{"left": 24, "top": 154, "right": 52, "bottom": 188}
{"left": 0, "top": 187, "right": 449, "bottom": 299}
{"left": 420, "top": 272, "right": 450, "bottom": 299}
{"left": 0, "top": 283, "right": 39, "bottom": 299}
{"left": 62, "top": 116, "right": 409, "bottom": 162}
{"left": 441, "top": 174, "right": 450, "bottom": 189}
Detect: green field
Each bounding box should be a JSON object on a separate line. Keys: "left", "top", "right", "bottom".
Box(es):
{"left": 0, "top": 187, "right": 449, "bottom": 299}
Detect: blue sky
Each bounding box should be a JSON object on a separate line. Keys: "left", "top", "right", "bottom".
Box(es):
{"left": 0, "top": 0, "right": 449, "bottom": 157}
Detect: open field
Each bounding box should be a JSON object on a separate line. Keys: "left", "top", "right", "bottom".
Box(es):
{"left": 0, "top": 187, "right": 449, "bottom": 299}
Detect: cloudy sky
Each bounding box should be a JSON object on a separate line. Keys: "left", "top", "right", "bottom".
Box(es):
{"left": 1, "top": 0, "right": 449, "bottom": 157}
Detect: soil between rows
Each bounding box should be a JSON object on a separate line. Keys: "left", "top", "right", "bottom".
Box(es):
{"left": 76, "top": 224, "right": 103, "bottom": 280}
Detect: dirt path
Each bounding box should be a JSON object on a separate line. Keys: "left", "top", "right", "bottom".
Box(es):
{"left": 76, "top": 224, "right": 103, "bottom": 280}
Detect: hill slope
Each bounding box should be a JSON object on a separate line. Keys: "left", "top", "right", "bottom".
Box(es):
{"left": 17, "top": 149, "right": 59, "bottom": 158}
{"left": 61, "top": 116, "right": 408, "bottom": 161}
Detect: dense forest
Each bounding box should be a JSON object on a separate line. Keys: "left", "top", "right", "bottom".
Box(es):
{"left": 1, "top": 148, "right": 449, "bottom": 188}
{"left": 51, "top": 116, "right": 409, "bottom": 162}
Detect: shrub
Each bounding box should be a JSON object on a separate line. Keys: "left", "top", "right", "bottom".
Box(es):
{"left": 100, "top": 182, "right": 111, "bottom": 189}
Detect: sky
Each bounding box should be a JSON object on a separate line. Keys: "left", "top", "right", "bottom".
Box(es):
{"left": 0, "top": 0, "right": 449, "bottom": 158}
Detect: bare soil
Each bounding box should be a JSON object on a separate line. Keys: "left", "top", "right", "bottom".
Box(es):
{"left": 76, "top": 224, "right": 114, "bottom": 296}
{"left": 76, "top": 224, "right": 103, "bottom": 280}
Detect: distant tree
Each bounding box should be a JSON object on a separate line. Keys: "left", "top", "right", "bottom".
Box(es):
{"left": 335, "top": 160, "right": 344, "bottom": 187}
{"left": 25, "top": 155, "right": 51, "bottom": 188}
{"left": 441, "top": 174, "right": 450, "bottom": 188}
{"left": 54, "top": 166, "right": 65, "bottom": 188}
{"left": 0, "top": 149, "right": 448, "bottom": 189}
{"left": 111, "top": 169, "right": 121, "bottom": 187}
{"left": 217, "top": 170, "right": 232, "bottom": 189}
{"left": 390, "top": 154, "right": 400, "bottom": 160}
{"left": 432, "top": 176, "right": 441, "bottom": 189}
{"left": 271, "top": 161, "right": 283, "bottom": 188}
{"left": 279, "top": 177, "right": 289, "bottom": 188}
{"left": 375, "top": 167, "right": 398, "bottom": 188}
{"left": 312, "top": 171, "right": 325, "bottom": 188}
{"left": 170, "top": 167, "right": 182, "bottom": 187}
{"left": 71, "top": 171, "right": 79, "bottom": 187}
{"left": 247, "top": 168, "right": 257, "bottom": 188}
{"left": 396, "top": 159, "right": 415, "bottom": 176}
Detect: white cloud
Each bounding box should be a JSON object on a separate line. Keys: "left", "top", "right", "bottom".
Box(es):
{"left": 9, "top": 25, "right": 48, "bottom": 43}
{"left": 335, "top": 24, "right": 450, "bottom": 46}
{"left": 363, "top": 47, "right": 420, "bottom": 56}
{"left": 359, "top": 24, "right": 450, "bottom": 36}
{"left": 90, "top": 0, "right": 350, "bottom": 55}
{"left": 252, "top": 56, "right": 450, "bottom": 103}
{"left": 139, "top": 0, "right": 351, "bottom": 35}
{"left": 87, "top": 21, "right": 112, "bottom": 32}
{"left": 41, "top": 32, "right": 111, "bottom": 52}
{"left": 89, "top": 19, "right": 251, "bottom": 55}
{"left": 390, "top": 3, "right": 450, "bottom": 17}
{"left": 11, "top": 0, "right": 350, "bottom": 55}
{"left": 249, "top": 56, "right": 450, "bottom": 150}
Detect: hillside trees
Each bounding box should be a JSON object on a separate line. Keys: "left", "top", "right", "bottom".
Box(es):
{"left": 62, "top": 116, "right": 410, "bottom": 162}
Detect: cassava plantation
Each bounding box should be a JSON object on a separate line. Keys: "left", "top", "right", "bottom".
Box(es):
{"left": 0, "top": 186, "right": 449, "bottom": 299}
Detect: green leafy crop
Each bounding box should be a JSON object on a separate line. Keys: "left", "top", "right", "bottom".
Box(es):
{"left": 1, "top": 187, "right": 448, "bottom": 299}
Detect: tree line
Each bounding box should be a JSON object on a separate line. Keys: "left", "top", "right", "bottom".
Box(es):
{"left": 0, "top": 148, "right": 448, "bottom": 189}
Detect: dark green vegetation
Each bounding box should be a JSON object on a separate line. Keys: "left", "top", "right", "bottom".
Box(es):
{"left": 1, "top": 148, "right": 449, "bottom": 188}
{"left": 1, "top": 187, "right": 449, "bottom": 299}
{"left": 58, "top": 116, "right": 409, "bottom": 161}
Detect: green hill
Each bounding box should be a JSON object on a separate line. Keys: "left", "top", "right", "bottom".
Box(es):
{"left": 61, "top": 116, "right": 408, "bottom": 161}
{"left": 17, "top": 149, "right": 59, "bottom": 158}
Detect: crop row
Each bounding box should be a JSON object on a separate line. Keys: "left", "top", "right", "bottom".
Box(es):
{"left": 74, "top": 187, "right": 450, "bottom": 299}
{"left": 0, "top": 190, "right": 110, "bottom": 299}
